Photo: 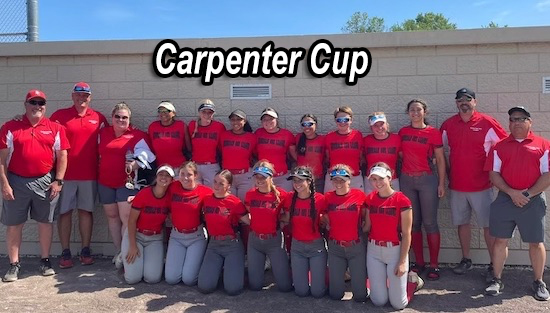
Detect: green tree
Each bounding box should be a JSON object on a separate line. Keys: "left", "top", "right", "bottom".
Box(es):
{"left": 341, "top": 11, "right": 386, "bottom": 33}
{"left": 482, "top": 21, "right": 508, "bottom": 28}
{"left": 390, "top": 12, "right": 457, "bottom": 31}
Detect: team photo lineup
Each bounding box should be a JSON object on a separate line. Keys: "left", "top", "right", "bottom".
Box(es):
{"left": 1, "top": 82, "right": 549, "bottom": 306}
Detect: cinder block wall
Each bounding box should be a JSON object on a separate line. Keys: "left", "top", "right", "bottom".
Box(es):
{"left": 0, "top": 27, "right": 549, "bottom": 265}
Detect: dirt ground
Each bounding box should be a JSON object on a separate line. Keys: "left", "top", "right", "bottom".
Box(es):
{"left": 0, "top": 257, "right": 549, "bottom": 313}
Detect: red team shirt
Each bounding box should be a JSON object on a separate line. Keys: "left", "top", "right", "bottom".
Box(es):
{"left": 363, "top": 133, "right": 401, "bottom": 179}
{"left": 50, "top": 107, "right": 107, "bottom": 181}
{"left": 0, "top": 115, "right": 70, "bottom": 177}
{"left": 484, "top": 132, "right": 550, "bottom": 190}
{"left": 295, "top": 134, "right": 326, "bottom": 178}
{"left": 169, "top": 182, "right": 212, "bottom": 230}
{"left": 366, "top": 191, "right": 412, "bottom": 243}
{"left": 98, "top": 126, "right": 151, "bottom": 188}
{"left": 255, "top": 128, "right": 296, "bottom": 175}
{"left": 245, "top": 187, "right": 288, "bottom": 235}
{"left": 324, "top": 189, "right": 366, "bottom": 241}
{"left": 131, "top": 187, "right": 171, "bottom": 233}
{"left": 220, "top": 130, "right": 257, "bottom": 171}
{"left": 203, "top": 194, "right": 247, "bottom": 237}
{"left": 148, "top": 120, "right": 187, "bottom": 168}
{"left": 325, "top": 130, "right": 363, "bottom": 175}
{"left": 441, "top": 112, "right": 507, "bottom": 192}
{"left": 188, "top": 120, "right": 226, "bottom": 164}
{"left": 398, "top": 126, "right": 443, "bottom": 175}
{"left": 282, "top": 192, "right": 327, "bottom": 242}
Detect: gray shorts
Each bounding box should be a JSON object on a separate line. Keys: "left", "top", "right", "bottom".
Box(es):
{"left": 450, "top": 188, "right": 493, "bottom": 227}
{"left": 490, "top": 191, "right": 546, "bottom": 243}
{"left": 1, "top": 172, "right": 59, "bottom": 225}
{"left": 58, "top": 180, "right": 98, "bottom": 214}
{"left": 98, "top": 183, "right": 137, "bottom": 205}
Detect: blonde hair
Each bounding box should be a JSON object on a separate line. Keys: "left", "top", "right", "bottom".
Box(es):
{"left": 180, "top": 161, "right": 199, "bottom": 176}
{"left": 253, "top": 159, "right": 280, "bottom": 205}
{"left": 111, "top": 102, "right": 131, "bottom": 117}
{"left": 333, "top": 106, "right": 353, "bottom": 118}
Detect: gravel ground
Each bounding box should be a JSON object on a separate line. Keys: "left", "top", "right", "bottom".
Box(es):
{"left": 0, "top": 257, "right": 549, "bottom": 312}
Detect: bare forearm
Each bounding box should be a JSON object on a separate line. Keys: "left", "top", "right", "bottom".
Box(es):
{"left": 527, "top": 172, "right": 550, "bottom": 196}
{"left": 55, "top": 150, "right": 68, "bottom": 179}
{"left": 490, "top": 171, "right": 514, "bottom": 195}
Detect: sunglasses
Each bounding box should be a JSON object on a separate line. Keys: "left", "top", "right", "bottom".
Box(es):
{"left": 253, "top": 166, "right": 273, "bottom": 177}
{"left": 74, "top": 86, "right": 91, "bottom": 93}
{"left": 301, "top": 121, "right": 315, "bottom": 127}
{"left": 329, "top": 169, "right": 351, "bottom": 178}
{"left": 456, "top": 97, "right": 473, "bottom": 103}
{"left": 509, "top": 117, "right": 530, "bottom": 123}
{"left": 113, "top": 114, "right": 129, "bottom": 120}
{"left": 335, "top": 117, "right": 351, "bottom": 123}
{"left": 157, "top": 108, "right": 171, "bottom": 114}
{"left": 27, "top": 100, "right": 46, "bottom": 106}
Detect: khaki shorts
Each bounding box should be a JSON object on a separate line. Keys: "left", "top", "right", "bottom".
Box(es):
{"left": 450, "top": 188, "right": 493, "bottom": 227}
{"left": 58, "top": 180, "right": 98, "bottom": 214}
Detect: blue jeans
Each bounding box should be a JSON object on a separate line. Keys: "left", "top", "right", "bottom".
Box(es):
{"left": 290, "top": 238, "right": 327, "bottom": 298}
{"left": 198, "top": 237, "right": 245, "bottom": 296}
{"left": 165, "top": 226, "right": 207, "bottom": 285}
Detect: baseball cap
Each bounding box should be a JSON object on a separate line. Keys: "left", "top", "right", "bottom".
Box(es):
{"left": 287, "top": 168, "right": 313, "bottom": 181}
{"left": 507, "top": 106, "right": 531, "bottom": 117}
{"left": 261, "top": 107, "right": 278, "bottom": 119}
{"left": 198, "top": 99, "right": 215, "bottom": 112}
{"left": 158, "top": 101, "right": 176, "bottom": 113}
{"left": 73, "top": 82, "right": 91, "bottom": 94}
{"left": 329, "top": 168, "right": 351, "bottom": 181}
{"left": 369, "top": 114, "right": 387, "bottom": 126}
{"left": 26, "top": 89, "right": 47, "bottom": 102}
{"left": 156, "top": 165, "right": 175, "bottom": 178}
{"left": 455, "top": 87, "right": 475, "bottom": 99}
{"left": 367, "top": 166, "right": 392, "bottom": 179}
{"left": 252, "top": 166, "right": 274, "bottom": 178}
{"left": 229, "top": 109, "right": 247, "bottom": 120}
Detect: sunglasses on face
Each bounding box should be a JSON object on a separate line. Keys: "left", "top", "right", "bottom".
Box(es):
{"left": 335, "top": 117, "right": 350, "bottom": 123}
{"left": 27, "top": 100, "right": 46, "bottom": 106}
{"left": 73, "top": 86, "right": 91, "bottom": 93}
{"left": 113, "top": 114, "right": 129, "bottom": 120}
{"left": 509, "top": 117, "right": 530, "bottom": 123}
{"left": 301, "top": 121, "right": 315, "bottom": 127}
{"left": 456, "top": 97, "right": 473, "bottom": 103}
{"left": 157, "top": 108, "right": 171, "bottom": 114}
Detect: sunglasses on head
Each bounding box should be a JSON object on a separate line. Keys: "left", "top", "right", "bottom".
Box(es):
{"left": 28, "top": 99, "right": 46, "bottom": 106}
{"left": 74, "top": 86, "right": 91, "bottom": 93}
{"left": 253, "top": 166, "right": 273, "bottom": 177}
{"left": 301, "top": 121, "right": 315, "bottom": 127}
{"left": 113, "top": 114, "right": 129, "bottom": 120}
{"left": 335, "top": 117, "right": 350, "bottom": 123}
{"left": 329, "top": 169, "right": 350, "bottom": 178}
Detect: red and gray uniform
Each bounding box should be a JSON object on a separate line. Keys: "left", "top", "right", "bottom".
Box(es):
{"left": 363, "top": 133, "right": 401, "bottom": 193}
{"left": 50, "top": 106, "right": 107, "bottom": 181}
{"left": 148, "top": 120, "right": 187, "bottom": 168}
{"left": 295, "top": 133, "right": 326, "bottom": 179}
{"left": 188, "top": 120, "right": 226, "bottom": 187}
{"left": 219, "top": 130, "right": 257, "bottom": 200}
{"left": 255, "top": 128, "right": 295, "bottom": 175}
{"left": 98, "top": 126, "right": 155, "bottom": 189}
{"left": 0, "top": 115, "right": 70, "bottom": 177}
{"left": 441, "top": 111, "right": 507, "bottom": 192}
{"left": 325, "top": 130, "right": 363, "bottom": 175}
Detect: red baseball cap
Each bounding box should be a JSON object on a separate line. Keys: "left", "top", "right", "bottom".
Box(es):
{"left": 25, "top": 89, "right": 47, "bottom": 102}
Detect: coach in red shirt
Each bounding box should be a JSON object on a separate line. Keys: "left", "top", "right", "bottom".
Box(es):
{"left": 0, "top": 90, "right": 70, "bottom": 282}
{"left": 51, "top": 82, "right": 108, "bottom": 269}
{"left": 483, "top": 106, "right": 550, "bottom": 300}
{"left": 441, "top": 88, "right": 507, "bottom": 277}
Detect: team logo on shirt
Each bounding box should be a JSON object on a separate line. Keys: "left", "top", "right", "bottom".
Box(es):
{"left": 525, "top": 145, "right": 540, "bottom": 151}
{"left": 40, "top": 130, "right": 53, "bottom": 135}
{"left": 153, "top": 131, "right": 181, "bottom": 139}
{"left": 250, "top": 199, "right": 277, "bottom": 209}
{"left": 89, "top": 120, "right": 99, "bottom": 124}
{"left": 204, "top": 206, "right": 230, "bottom": 216}
{"left": 123, "top": 134, "right": 134, "bottom": 139}
{"left": 327, "top": 203, "right": 358, "bottom": 212}
{"left": 143, "top": 206, "right": 169, "bottom": 214}
{"left": 223, "top": 140, "right": 250, "bottom": 149}
{"left": 330, "top": 142, "right": 359, "bottom": 150}
{"left": 258, "top": 138, "right": 286, "bottom": 147}
{"left": 369, "top": 205, "right": 397, "bottom": 216}
{"left": 172, "top": 194, "right": 200, "bottom": 204}
{"left": 470, "top": 127, "right": 482, "bottom": 132}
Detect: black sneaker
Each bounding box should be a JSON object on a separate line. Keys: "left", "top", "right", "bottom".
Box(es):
{"left": 40, "top": 258, "right": 55, "bottom": 276}
{"left": 532, "top": 280, "right": 550, "bottom": 301}
{"left": 2, "top": 262, "right": 21, "bottom": 282}
{"left": 485, "top": 278, "right": 504, "bottom": 296}
{"left": 485, "top": 264, "right": 495, "bottom": 284}
{"left": 452, "top": 257, "right": 473, "bottom": 275}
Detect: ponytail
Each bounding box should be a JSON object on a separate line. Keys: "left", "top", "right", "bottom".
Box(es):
{"left": 243, "top": 121, "right": 254, "bottom": 133}
{"left": 191, "top": 117, "right": 200, "bottom": 138}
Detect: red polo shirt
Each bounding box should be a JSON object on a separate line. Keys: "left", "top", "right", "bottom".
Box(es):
{"left": 366, "top": 191, "right": 411, "bottom": 242}
{"left": 324, "top": 188, "right": 366, "bottom": 241}
{"left": 132, "top": 186, "right": 170, "bottom": 233}
{"left": 245, "top": 187, "right": 288, "bottom": 235}
{"left": 325, "top": 129, "right": 363, "bottom": 175}
{"left": 50, "top": 106, "right": 107, "bottom": 180}
{"left": 188, "top": 120, "right": 226, "bottom": 164}
{"left": 0, "top": 115, "right": 70, "bottom": 177}
{"left": 169, "top": 182, "right": 212, "bottom": 230}
{"left": 255, "top": 128, "right": 296, "bottom": 175}
{"left": 203, "top": 194, "right": 247, "bottom": 237}
{"left": 484, "top": 132, "right": 550, "bottom": 190}
{"left": 399, "top": 126, "right": 443, "bottom": 175}
{"left": 296, "top": 134, "right": 326, "bottom": 179}
{"left": 148, "top": 120, "right": 187, "bottom": 168}
{"left": 98, "top": 126, "right": 152, "bottom": 188}
{"left": 363, "top": 133, "right": 401, "bottom": 179}
{"left": 282, "top": 192, "right": 326, "bottom": 242}
{"left": 441, "top": 112, "right": 507, "bottom": 192}
{"left": 220, "top": 130, "right": 257, "bottom": 171}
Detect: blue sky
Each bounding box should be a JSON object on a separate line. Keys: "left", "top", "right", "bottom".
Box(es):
{"left": 38, "top": 0, "right": 550, "bottom": 41}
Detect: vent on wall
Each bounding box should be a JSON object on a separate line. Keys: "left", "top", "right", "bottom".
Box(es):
{"left": 544, "top": 77, "right": 550, "bottom": 94}
{"left": 231, "top": 84, "right": 272, "bottom": 100}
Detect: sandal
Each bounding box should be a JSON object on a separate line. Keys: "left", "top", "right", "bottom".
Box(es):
{"left": 410, "top": 262, "right": 425, "bottom": 274}
{"left": 427, "top": 267, "right": 440, "bottom": 281}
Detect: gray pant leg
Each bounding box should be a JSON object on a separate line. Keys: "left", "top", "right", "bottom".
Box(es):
{"left": 181, "top": 233, "right": 207, "bottom": 286}
{"left": 222, "top": 240, "right": 245, "bottom": 295}
{"left": 348, "top": 242, "right": 367, "bottom": 302}
{"left": 328, "top": 242, "right": 348, "bottom": 300}
{"left": 367, "top": 243, "right": 389, "bottom": 307}
{"left": 164, "top": 230, "right": 187, "bottom": 284}
{"left": 400, "top": 174, "right": 422, "bottom": 232}
{"left": 141, "top": 233, "right": 165, "bottom": 283}
{"left": 247, "top": 234, "right": 267, "bottom": 291}
{"left": 308, "top": 240, "right": 328, "bottom": 298}
{"left": 266, "top": 232, "right": 292, "bottom": 292}
{"left": 198, "top": 244, "right": 224, "bottom": 293}
{"left": 122, "top": 230, "right": 145, "bottom": 284}
{"left": 291, "top": 240, "right": 311, "bottom": 297}
{"left": 386, "top": 246, "right": 408, "bottom": 310}
{"left": 417, "top": 174, "right": 439, "bottom": 233}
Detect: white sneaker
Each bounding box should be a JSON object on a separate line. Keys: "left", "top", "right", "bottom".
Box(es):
{"left": 408, "top": 271, "right": 424, "bottom": 292}
{"left": 113, "top": 251, "right": 123, "bottom": 269}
